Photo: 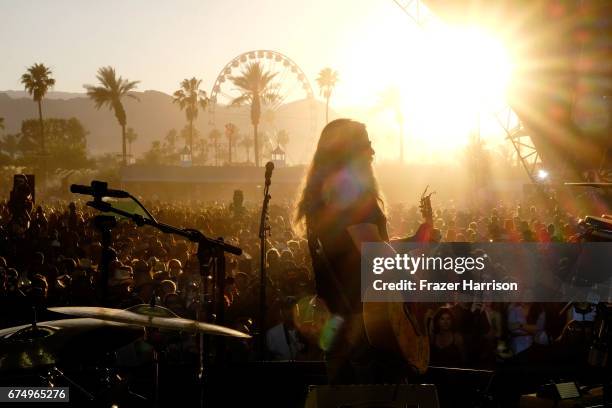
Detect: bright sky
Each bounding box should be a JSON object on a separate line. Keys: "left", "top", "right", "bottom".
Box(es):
{"left": 1, "top": 0, "right": 516, "bottom": 162}
{"left": 0, "top": 0, "right": 410, "bottom": 104}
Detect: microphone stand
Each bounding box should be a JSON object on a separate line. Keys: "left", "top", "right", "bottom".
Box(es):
{"left": 258, "top": 164, "right": 273, "bottom": 360}
{"left": 84, "top": 200, "right": 241, "bottom": 255}
{"left": 93, "top": 215, "right": 116, "bottom": 307}
{"left": 89, "top": 189, "right": 118, "bottom": 307}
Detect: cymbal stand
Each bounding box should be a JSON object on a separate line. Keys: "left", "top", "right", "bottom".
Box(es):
{"left": 44, "top": 366, "right": 95, "bottom": 401}
{"left": 195, "top": 239, "right": 228, "bottom": 407}
{"left": 153, "top": 349, "right": 160, "bottom": 408}
{"left": 143, "top": 327, "right": 164, "bottom": 408}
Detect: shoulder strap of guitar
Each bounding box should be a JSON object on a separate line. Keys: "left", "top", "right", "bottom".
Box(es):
{"left": 310, "top": 230, "right": 354, "bottom": 316}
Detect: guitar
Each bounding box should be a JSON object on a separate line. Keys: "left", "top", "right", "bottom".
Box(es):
{"left": 362, "top": 186, "right": 435, "bottom": 375}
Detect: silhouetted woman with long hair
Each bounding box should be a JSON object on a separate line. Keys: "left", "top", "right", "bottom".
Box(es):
{"left": 295, "top": 119, "right": 404, "bottom": 384}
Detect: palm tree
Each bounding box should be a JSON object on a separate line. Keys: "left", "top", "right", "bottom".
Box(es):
{"left": 21, "top": 64, "right": 55, "bottom": 154}
{"left": 208, "top": 129, "right": 221, "bottom": 166}
{"left": 377, "top": 86, "right": 405, "bottom": 164}
{"left": 142, "top": 140, "right": 164, "bottom": 165}
{"left": 240, "top": 135, "right": 254, "bottom": 164}
{"left": 84, "top": 66, "right": 139, "bottom": 166}
{"left": 173, "top": 77, "right": 209, "bottom": 158}
{"left": 229, "top": 62, "right": 279, "bottom": 167}
{"left": 224, "top": 123, "right": 238, "bottom": 164}
{"left": 217, "top": 144, "right": 229, "bottom": 165}
{"left": 179, "top": 125, "right": 200, "bottom": 162}
{"left": 163, "top": 129, "right": 178, "bottom": 155}
{"left": 193, "top": 135, "right": 208, "bottom": 165}
{"left": 126, "top": 127, "right": 138, "bottom": 157}
{"left": 316, "top": 67, "right": 339, "bottom": 124}
{"left": 21, "top": 63, "right": 55, "bottom": 183}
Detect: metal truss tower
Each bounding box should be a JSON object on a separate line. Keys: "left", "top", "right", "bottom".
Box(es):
{"left": 392, "top": 0, "right": 543, "bottom": 183}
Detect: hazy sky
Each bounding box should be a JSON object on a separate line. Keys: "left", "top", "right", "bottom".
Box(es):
{"left": 1, "top": 0, "right": 419, "bottom": 108}
{"left": 2, "top": 0, "right": 517, "bottom": 162}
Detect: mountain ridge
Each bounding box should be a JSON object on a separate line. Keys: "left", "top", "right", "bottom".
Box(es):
{"left": 0, "top": 91, "right": 334, "bottom": 163}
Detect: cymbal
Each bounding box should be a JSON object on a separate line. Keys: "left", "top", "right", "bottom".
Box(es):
{"left": 48, "top": 305, "right": 251, "bottom": 339}
{"left": 0, "top": 318, "right": 142, "bottom": 372}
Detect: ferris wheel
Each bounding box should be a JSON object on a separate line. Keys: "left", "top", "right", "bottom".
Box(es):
{"left": 209, "top": 50, "right": 318, "bottom": 164}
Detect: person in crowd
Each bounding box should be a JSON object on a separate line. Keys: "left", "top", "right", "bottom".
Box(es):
{"left": 167, "top": 259, "right": 183, "bottom": 281}
{"left": 159, "top": 279, "right": 177, "bottom": 298}
{"left": 450, "top": 302, "right": 491, "bottom": 366}
{"left": 0, "top": 172, "right": 579, "bottom": 372}
{"left": 266, "top": 297, "right": 306, "bottom": 360}
{"left": 507, "top": 302, "right": 548, "bottom": 356}
{"left": 430, "top": 307, "right": 467, "bottom": 367}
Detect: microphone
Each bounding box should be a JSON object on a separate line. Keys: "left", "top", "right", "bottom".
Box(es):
{"left": 265, "top": 161, "right": 274, "bottom": 183}
{"left": 70, "top": 181, "right": 130, "bottom": 198}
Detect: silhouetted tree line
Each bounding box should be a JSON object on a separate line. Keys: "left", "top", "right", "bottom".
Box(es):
{"left": 0, "top": 118, "right": 90, "bottom": 172}
{"left": 2, "top": 62, "right": 342, "bottom": 172}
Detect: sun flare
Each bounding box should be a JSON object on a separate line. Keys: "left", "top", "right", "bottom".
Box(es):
{"left": 405, "top": 25, "right": 514, "bottom": 147}
{"left": 337, "top": 19, "right": 515, "bottom": 161}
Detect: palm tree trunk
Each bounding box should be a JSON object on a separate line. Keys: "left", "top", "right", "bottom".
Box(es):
{"left": 228, "top": 136, "right": 232, "bottom": 164}
{"left": 189, "top": 119, "right": 194, "bottom": 159}
{"left": 215, "top": 140, "right": 218, "bottom": 166}
{"left": 37, "top": 100, "right": 45, "bottom": 153}
{"left": 325, "top": 96, "right": 330, "bottom": 124}
{"left": 253, "top": 124, "right": 259, "bottom": 167}
{"left": 38, "top": 99, "right": 47, "bottom": 187}
{"left": 122, "top": 124, "right": 127, "bottom": 166}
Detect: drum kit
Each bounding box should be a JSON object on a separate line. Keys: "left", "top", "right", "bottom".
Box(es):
{"left": 0, "top": 181, "right": 252, "bottom": 406}
{"left": 578, "top": 215, "right": 612, "bottom": 242}
{"left": 0, "top": 303, "right": 251, "bottom": 407}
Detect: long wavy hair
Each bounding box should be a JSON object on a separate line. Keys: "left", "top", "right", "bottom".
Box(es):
{"left": 294, "top": 118, "right": 384, "bottom": 234}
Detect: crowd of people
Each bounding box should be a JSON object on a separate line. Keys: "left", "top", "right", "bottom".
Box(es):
{"left": 0, "top": 180, "right": 595, "bottom": 372}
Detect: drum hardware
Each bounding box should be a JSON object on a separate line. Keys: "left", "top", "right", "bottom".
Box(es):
{"left": 578, "top": 216, "right": 612, "bottom": 242}
{"left": 554, "top": 178, "right": 612, "bottom": 405}
{"left": 43, "top": 366, "right": 95, "bottom": 401}
{"left": 49, "top": 304, "right": 250, "bottom": 407}
{"left": 586, "top": 303, "right": 612, "bottom": 406}
{"left": 0, "top": 318, "right": 143, "bottom": 372}
{"left": 70, "top": 181, "right": 244, "bottom": 407}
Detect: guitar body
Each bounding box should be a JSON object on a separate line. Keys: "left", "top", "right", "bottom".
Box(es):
{"left": 362, "top": 186, "right": 436, "bottom": 375}
{"left": 363, "top": 301, "right": 430, "bottom": 375}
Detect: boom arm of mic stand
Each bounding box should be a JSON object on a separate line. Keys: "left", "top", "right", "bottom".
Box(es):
{"left": 86, "top": 200, "right": 242, "bottom": 255}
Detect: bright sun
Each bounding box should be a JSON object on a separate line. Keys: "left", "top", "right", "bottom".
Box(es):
{"left": 401, "top": 25, "right": 514, "bottom": 149}
{"left": 336, "top": 20, "right": 515, "bottom": 161}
